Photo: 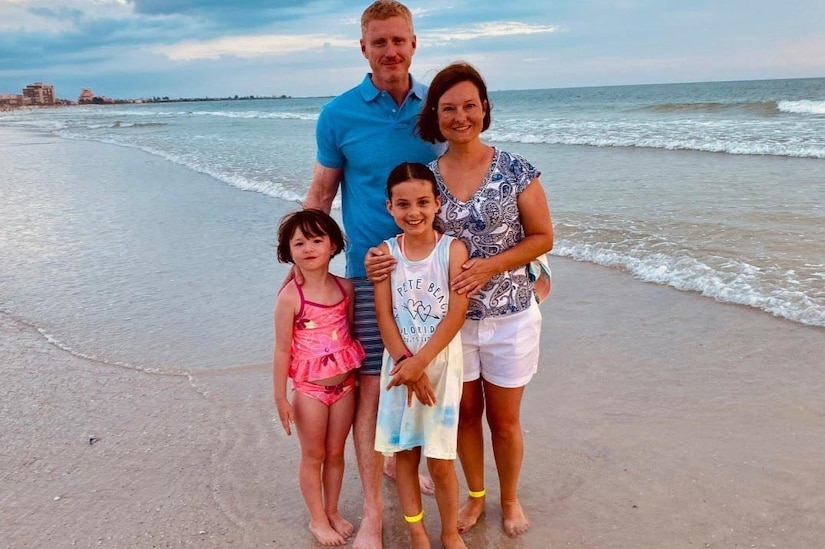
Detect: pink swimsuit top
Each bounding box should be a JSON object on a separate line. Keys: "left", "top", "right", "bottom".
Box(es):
{"left": 289, "top": 276, "right": 365, "bottom": 383}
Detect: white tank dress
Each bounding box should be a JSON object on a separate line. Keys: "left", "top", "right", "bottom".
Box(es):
{"left": 374, "top": 234, "right": 464, "bottom": 460}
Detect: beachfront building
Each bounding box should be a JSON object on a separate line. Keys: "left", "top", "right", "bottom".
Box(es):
{"left": 78, "top": 88, "right": 116, "bottom": 104}
{"left": 78, "top": 88, "right": 96, "bottom": 104}
{"left": 0, "top": 93, "right": 24, "bottom": 109}
{"left": 22, "top": 82, "right": 56, "bottom": 106}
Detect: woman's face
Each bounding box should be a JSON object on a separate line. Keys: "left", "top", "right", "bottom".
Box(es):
{"left": 436, "top": 80, "right": 486, "bottom": 145}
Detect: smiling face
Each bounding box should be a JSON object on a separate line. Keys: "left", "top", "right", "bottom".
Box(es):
{"left": 360, "top": 15, "right": 416, "bottom": 92}
{"left": 288, "top": 227, "right": 335, "bottom": 272}
{"left": 387, "top": 178, "right": 441, "bottom": 238}
{"left": 436, "top": 79, "right": 487, "bottom": 146}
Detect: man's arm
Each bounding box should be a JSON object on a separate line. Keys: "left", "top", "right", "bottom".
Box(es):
{"left": 283, "top": 162, "right": 343, "bottom": 289}
{"left": 303, "top": 162, "right": 343, "bottom": 213}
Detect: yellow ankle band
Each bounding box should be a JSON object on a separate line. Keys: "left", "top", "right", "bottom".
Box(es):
{"left": 404, "top": 510, "right": 424, "bottom": 523}
{"left": 468, "top": 488, "right": 486, "bottom": 498}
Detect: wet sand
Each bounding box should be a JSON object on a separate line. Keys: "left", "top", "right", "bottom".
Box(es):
{"left": 3, "top": 253, "right": 824, "bottom": 548}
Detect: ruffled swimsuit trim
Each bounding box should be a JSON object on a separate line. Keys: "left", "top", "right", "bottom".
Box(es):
{"left": 288, "top": 276, "right": 365, "bottom": 383}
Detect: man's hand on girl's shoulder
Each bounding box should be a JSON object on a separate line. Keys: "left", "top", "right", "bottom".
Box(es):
{"left": 365, "top": 246, "right": 396, "bottom": 282}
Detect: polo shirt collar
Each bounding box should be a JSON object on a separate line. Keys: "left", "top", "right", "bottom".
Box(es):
{"left": 359, "top": 73, "right": 426, "bottom": 102}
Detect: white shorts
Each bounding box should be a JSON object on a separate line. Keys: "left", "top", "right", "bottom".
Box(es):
{"left": 461, "top": 302, "right": 542, "bottom": 388}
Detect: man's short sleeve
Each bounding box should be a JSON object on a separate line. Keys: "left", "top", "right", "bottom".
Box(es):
{"left": 316, "top": 104, "right": 344, "bottom": 169}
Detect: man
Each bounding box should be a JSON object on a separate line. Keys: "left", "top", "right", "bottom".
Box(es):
{"left": 302, "top": 2, "right": 444, "bottom": 547}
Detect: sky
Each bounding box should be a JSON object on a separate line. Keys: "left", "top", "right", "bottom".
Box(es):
{"left": 1, "top": 0, "right": 824, "bottom": 100}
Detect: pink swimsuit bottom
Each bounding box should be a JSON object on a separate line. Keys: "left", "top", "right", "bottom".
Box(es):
{"left": 292, "top": 371, "right": 356, "bottom": 406}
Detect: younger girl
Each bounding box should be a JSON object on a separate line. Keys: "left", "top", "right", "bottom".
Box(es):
{"left": 273, "top": 209, "right": 365, "bottom": 547}
{"left": 374, "top": 163, "right": 470, "bottom": 549}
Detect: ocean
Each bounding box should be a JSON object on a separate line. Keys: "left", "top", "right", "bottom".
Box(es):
{"left": 1, "top": 77, "right": 823, "bottom": 376}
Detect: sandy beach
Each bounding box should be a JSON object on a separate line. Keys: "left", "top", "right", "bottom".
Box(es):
{"left": 1, "top": 123, "right": 824, "bottom": 548}
{"left": 3, "top": 256, "right": 824, "bottom": 548}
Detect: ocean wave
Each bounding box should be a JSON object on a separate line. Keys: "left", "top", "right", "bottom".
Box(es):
{"left": 0, "top": 308, "right": 185, "bottom": 376}
{"left": 86, "top": 121, "right": 169, "bottom": 129}
{"left": 553, "top": 241, "right": 825, "bottom": 327}
{"left": 487, "top": 130, "right": 825, "bottom": 159}
{"left": 53, "top": 130, "right": 307, "bottom": 204}
{"left": 121, "top": 145, "right": 306, "bottom": 202}
{"left": 777, "top": 100, "right": 825, "bottom": 115}
{"left": 6, "top": 118, "right": 67, "bottom": 131}
{"left": 191, "top": 110, "right": 318, "bottom": 121}
{"left": 639, "top": 100, "right": 779, "bottom": 114}
{"left": 71, "top": 108, "right": 179, "bottom": 117}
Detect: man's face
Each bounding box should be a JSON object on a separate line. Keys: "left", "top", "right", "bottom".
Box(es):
{"left": 360, "top": 15, "right": 416, "bottom": 91}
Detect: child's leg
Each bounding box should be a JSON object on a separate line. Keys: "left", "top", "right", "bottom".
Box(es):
{"left": 322, "top": 389, "right": 356, "bottom": 538}
{"left": 427, "top": 457, "right": 467, "bottom": 549}
{"left": 292, "top": 392, "right": 345, "bottom": 546}
{"left": 396, "top": 448, "right": 430, "bottom": 549}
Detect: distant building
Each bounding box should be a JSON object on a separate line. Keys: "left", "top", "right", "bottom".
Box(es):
{"left": 78, "top": 88, "right": 96, "bottom": 104}
{"left": 78, "top": 88, "right": 115, "bottom": 104}
{"left": 0, "top": 93, "right": 24, "bottom": 108}
{"left": 23, "top": 82, "right": 56, "bottom": 105}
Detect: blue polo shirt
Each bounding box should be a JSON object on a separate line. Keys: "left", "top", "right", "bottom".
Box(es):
{"left": 316, "top": 74, "right": 445, "bottom": 278}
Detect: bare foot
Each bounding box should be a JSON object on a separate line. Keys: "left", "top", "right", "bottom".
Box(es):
{"left": 456, "top": 495, "right": 485, "bottom": 533}
{"left": 441, "top": 531, "right": 468, "bottom": 549}
{"left": 352, "top": 511, "right": 383, "bottom": 549}
{"left": 383, "top": 457, "right": 435, "bottom": 496}
{"left": 309, "top": 518, "right": 346, "bottom": 546}
{"left": 328, "top": 511, "right": 354, "bottom": 539}
{"left": 501, "top": 499, "right": 529, "bottom": 537}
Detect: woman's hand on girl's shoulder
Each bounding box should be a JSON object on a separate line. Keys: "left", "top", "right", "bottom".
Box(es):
{"left": 451, "top": 256, "right": 497, "bottom": 297}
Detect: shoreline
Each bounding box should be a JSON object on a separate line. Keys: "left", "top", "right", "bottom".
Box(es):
{"left": 2, "top": 123, "right": 824, "bottom": 548}
{"left": 3, "top": 254, "right": 824, "bottom": 547}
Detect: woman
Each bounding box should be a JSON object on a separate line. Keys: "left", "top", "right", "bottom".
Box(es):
{"left": 368, "top": 61, "right": 553, "bottom": 537}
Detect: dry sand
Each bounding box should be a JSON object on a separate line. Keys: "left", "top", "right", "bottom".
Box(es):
{"left": 2, "top": 257, "right": 824, "bottom": 548}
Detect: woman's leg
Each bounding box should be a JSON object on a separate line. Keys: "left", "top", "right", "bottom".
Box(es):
{"left": 456, "top": 379, "right": 486, "bottom": 532}
{"left": 293, "top": 392, "right": 346, "bottom": 546}
{"left": 427, "top": 457, "right": 467, "bottom": 549}
{"left": 323, "top": 390, "right": 356, "bottom": 538}
{"left": 396, "top": 448, "right": 430, "bottom": 548}
{"left": 483, "top": 380, "right": 529, "bottom": 537}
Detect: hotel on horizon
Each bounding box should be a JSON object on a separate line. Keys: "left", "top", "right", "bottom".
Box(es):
{"left": 0, "top": 83, "right": 119, "bottom": 108}
{"left": 1, "top": 82, "right": 57, "bottom": 108}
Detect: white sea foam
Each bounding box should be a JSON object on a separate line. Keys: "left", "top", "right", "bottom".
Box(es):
{"left": 487, "top": 128, "right": 825, "bottom": 159}
{"left": 777, "top": 100, "right": 825, "bottom": 115}
{"left": 553, "top": 241, "right": 825, "bottom": 327}
{"left": 123, "top": 146, "right": 306, "bottom": 203}
{"left": 51, "top": 130, "right": 307, "bottom": 204}
{"left": 191, "top": 110, "right": 318, "bottom": 121}
{"left": 0, "top": 308, "right": 178, "bottom": 375}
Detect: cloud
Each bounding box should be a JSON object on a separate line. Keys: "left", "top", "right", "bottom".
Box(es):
{"left": 27, "top": 5, "right": 85, "bottom": 23}
{"left": 423, "top": 21, "right": 560, "bottom": 44}
{"left": 129, "top": 0, "right": 307, "bottom": 16}
{"left": 152, "top": 33, "right": 353, "bottom": 61}
{"left": 149, "top": 17, "right": 562, "bottom": 64}
{"left": 127, "top": 0, "right": 344, "bottom": 32}
{"left": 2, "top": 0, "right": 824, "bottom": 98}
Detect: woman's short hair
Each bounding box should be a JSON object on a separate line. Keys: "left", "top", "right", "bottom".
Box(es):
{"left": 417, "top": 61, "right": 492, "bottom": 144}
